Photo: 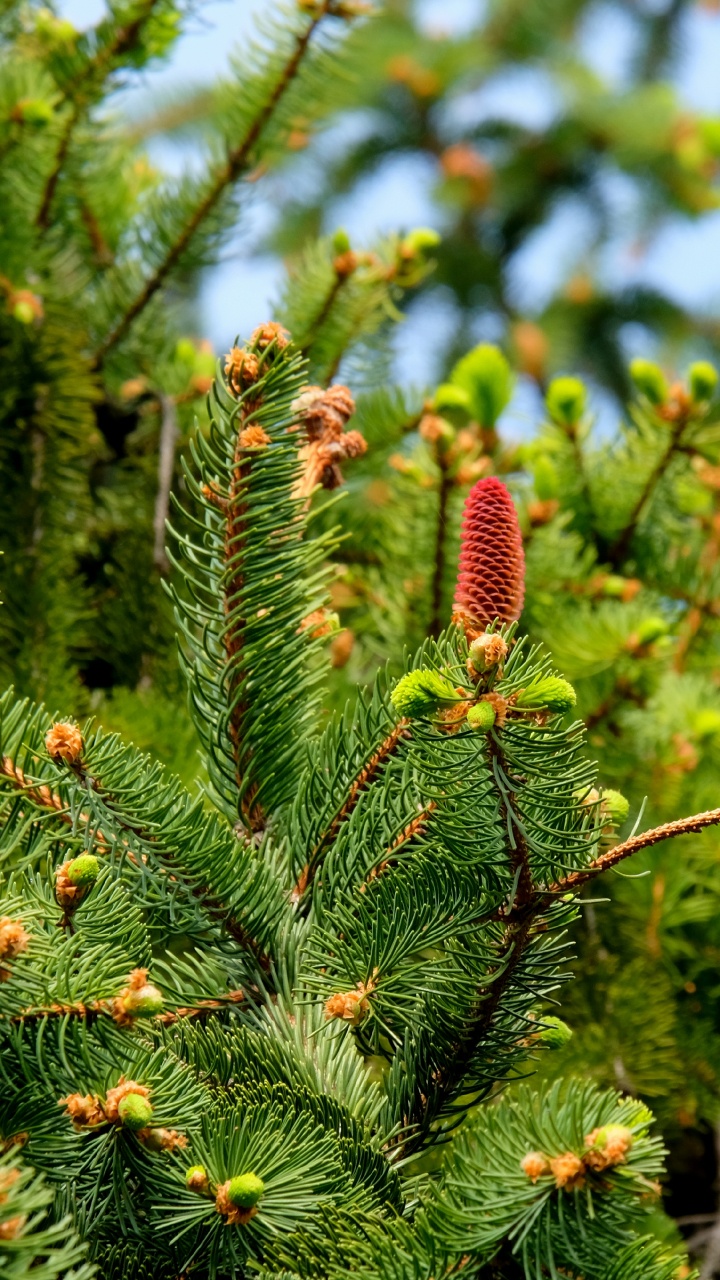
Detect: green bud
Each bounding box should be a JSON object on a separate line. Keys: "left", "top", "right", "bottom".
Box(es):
{"left": 66, "top": 854, "right": 99, "bottom": 887}
{"left": 391, "top": 669, "right": 460, "bottom": 718}
{"left": 693, "top": 708, "right": 720, "bottom": 738}
{"left": 634, "top": 616, "right": 668, "bottom": 646}
{"left": 126, "top": 982, "right": 164, "bottom": 1017}
{"left": 688, "top": 360, "right": 718, "bottom": 403}
{"left": 433, "top": 382, "right": 472, "bottom": 423}
{"left": 402, "top": 227, "right": 441, "bottom": 256}
{"left": 533, "top": 454, "right": 559, "bottom": 501}
{"left": 227, "top": 1172, "right": 265, "bottom": 1209}
{"left": 34, "top": 9, "right": 76, "bottom": 44}
{"left": 175, "top": 337, "right": 196, "bottom": 364}
{"left": 514, "top": 676, "right": 576, "bottom": 713}
{"left": 601, "top": 789, "right": 629, "bottom": 826}
{"left": 629, "top": 358, "right": 668, "bottom": 406}
{"left": 545, "top": 376, "right": 586, "bottom": 427}
{"left": 12, "top": 300, "right": 36, "bottom": 325}
{"left": 601, "top": 575, "right": 630, "bottom": 599}
{"left": 466, "top": 701, "right": 495, "bottom": 731}
{"left": 332, "top": 227, "right": 351, "bottom": 254}
{"left": 537, "top": 1015, "right": 573, "bottom": 1049}
{"left": 185, "top": 1164, "right": 209, "bottom": 1191}
{"left": 118, "top": 1093, "right": 153, "bottom": 1131}
{"left": 450, "top": 344, "right": 513, "bottom": 428}
{"left": 15, "top": 98, "right": 54, "bottom": 125}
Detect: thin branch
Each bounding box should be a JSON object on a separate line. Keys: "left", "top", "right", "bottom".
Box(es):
{"left": 548, "top": 808, "right": 720, "bottom": 897}
{"left": 94, "top": 8, "right": 329, "bottom": 364}
{"left": 293, "top": 717, "right": 411, "bottom": 900}
{"left": 36, "top": 0, "right": 163, "bottom": 229}
{"left": 7, "top": 989, "right": 246, "bottom": 1025}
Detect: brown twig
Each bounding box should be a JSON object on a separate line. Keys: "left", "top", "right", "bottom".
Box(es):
{"left": 548, "top": 807, "right": 720, "bottom": 897}
{"left": 7, "top": 989, "right": 246, "bottom": 1025}
{"left": 152, "top": 394, "right": 179, "bottom": 572}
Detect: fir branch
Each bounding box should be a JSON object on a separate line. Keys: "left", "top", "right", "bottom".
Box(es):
{"left": 152, "top": 394, "right": 178, "bottom": 573}
{"left": 94, "top": 6, "right": 332, "bottom": 363}
{"left": 549, "top": 807, "right": 720, "bottom": 895}
{"left": 429, "top": 459, "right": 451, "bottom": 638}
{"left": 35, "top": 0, "right": 163, "bottom": 229}
{"left": 295, "top": 716, "right": 410, "bottom": 899}
{"left": 5, "top": 990, "right": 246, "bottom": 1025}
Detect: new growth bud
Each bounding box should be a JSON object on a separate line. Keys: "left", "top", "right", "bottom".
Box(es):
{"left": 537, "top": 1016, "right": 573, "bottom": 1049}
{"left": 391, "top": 669, "right": 460, "bottom": 718}
{"left": 514, "top": 676, "right": 576, "bottom": 713}
{"left": 466, "top": 701, "right": 496, "bottom": 731}
{"left": 65, "top": 855, "right": 99, "bottom": 888}
{"left": 545, "top": 376, "right": 586, "bottom": 427}
{"left": 601, "top": 790, "right": 630, "bottom": 826}
{"left": 45, "top": 721, "right": 83, "bottom": 764}
{"left": 118, "top": 1093, "right": 153, "bottom": 1131}
{"left": 688, "top": 360, "right": 718, "bottom": 402}
{"left": 450, "top": 344, "right": 513, "bottom": 428}
{"left": 227, "top": 1173, "right": 265, "bottom": 1209}
{"left": 468, "top": 632, "right": 508, "bottom": 673}
{"left": 186, "top": 1165, "right": 210, "bottom": 1193}
{"left": 630, "top": 358, "right": 668, "bottom": 406}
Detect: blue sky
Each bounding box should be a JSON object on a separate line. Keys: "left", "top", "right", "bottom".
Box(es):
{"left": 59, "top": 0, "right": 720, "bottom": 405}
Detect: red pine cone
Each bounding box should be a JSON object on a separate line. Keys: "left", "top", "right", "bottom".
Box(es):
{"left": 453, "top": 477, "right": 525, "bottom": 635}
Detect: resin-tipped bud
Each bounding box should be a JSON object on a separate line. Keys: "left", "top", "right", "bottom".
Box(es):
{"left": 545, "top": 376, "right": 586, "bottom": 427}
{"left": 391, "top": 669, "right": 460, "bottom": 718}
{"left": 118, "top": 1094, "right": 153, "bottom": 1131}
{"left": 65, "top": 855, "right": 99, "bottom": 887}
{"left": 466, "top": 701, "right": 496, "bottom": 731}
{"left": 227, "top": 1172, "right": 265, "bottom": 1209}
{"left": 514, "top": 676, "right": 576, "bottom": 713}
{"left": 630, "top": 358, "right": 668, "bottom": 406}
{"left": 688, "top": 360, "right": 718, "bottom": 403}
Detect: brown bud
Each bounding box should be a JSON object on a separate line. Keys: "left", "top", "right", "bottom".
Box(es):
{"left": 45, "top": 722, "right": 83, "bottom": 764}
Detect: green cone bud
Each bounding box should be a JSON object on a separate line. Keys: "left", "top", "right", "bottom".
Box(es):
{"left": 688, "top": 360, "right": 718, "bottom": 403}
{"left": 12, "top": 300, "right": 36, "bottom": 325}
{"left": 514, "top": 677, "right": 576, "bottom": 713}
{"left": 602, "top": 575, "right": 630, "bottom": 599}
{"left": 433, "top": 382, "right": 472, "bottom": 422}
{"left": 450, "top": 344, "right": 513, "bottom": 427}
{"left": 629, "top": 358, "right": 668, "bottom": 406}
{"left": 332, "top": 228, "right": 351, "bottom": 255}
{"left": 391, "top": 668, "right": 460, "bottom": 718}
{"left": 15, "top": 98, "right": 54, "bottom": 124}
{"left": 533, "top": 455, "right": 559, "bottom": 501}
{"left": 545, "top": 376, "right": 586, "bottom": 427}
{"left": 118, "top": 1093, "right": 153, "bottom": 1131}
{"left": 537, "top": 1015, "right": 573, "bottom": 1049}
{"left": 227, "top": 1172, "right": 265, "bottom": 1209}
{"left": 66, "top": 854, "right": 99, "bottom": 887}
{"left": 126, "top": 982, "right": 164, "bottom": 1017}
{"left": 601, "top": 789, "right": 629, "bottom": 826}
{"left": 402, "top": 227, "right": 441, "bottom": 256}
{"left": 467, "top": 701, "right": 495, "bottom": 731}
{"left": 634, "top": 616, "right": 668, "bottom": 646}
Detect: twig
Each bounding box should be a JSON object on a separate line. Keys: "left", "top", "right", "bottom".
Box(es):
{"left": 94, "top": 9, "right": 329, "bottom": 364}
{"left": 548, "top": 808, "right": 720, "bottom": 897}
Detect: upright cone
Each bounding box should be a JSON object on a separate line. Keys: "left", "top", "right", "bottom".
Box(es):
{"left": 453, "top": 477, "right": 525, "bottom": 635}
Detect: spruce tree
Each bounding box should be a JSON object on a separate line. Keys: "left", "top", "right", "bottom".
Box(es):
{"left": 0, "top": 330, "right": 716, "bottom": 1277}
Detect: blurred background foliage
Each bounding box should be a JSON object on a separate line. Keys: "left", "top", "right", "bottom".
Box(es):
{"left": 5, "top": 0, "right": 720, "bottom": 1267}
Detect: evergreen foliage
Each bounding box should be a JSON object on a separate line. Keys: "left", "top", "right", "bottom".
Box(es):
{"left": 0, "top": 333, "right": 715, "bottom": 1277}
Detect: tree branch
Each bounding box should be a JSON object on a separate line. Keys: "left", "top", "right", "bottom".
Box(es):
{"left": 94, "top": 9, "right": 328, "bottom": 364}
{"left": 548, "top": 807, "right": 720, "bottom": 897}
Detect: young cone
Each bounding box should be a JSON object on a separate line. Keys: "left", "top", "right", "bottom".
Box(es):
{"left": 453, "top": 477, "right": 525, "bottom": 636}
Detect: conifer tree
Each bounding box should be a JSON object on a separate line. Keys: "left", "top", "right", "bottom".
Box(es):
{"left": 0, "top": 329, "right": 716, "bottom": 1277}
